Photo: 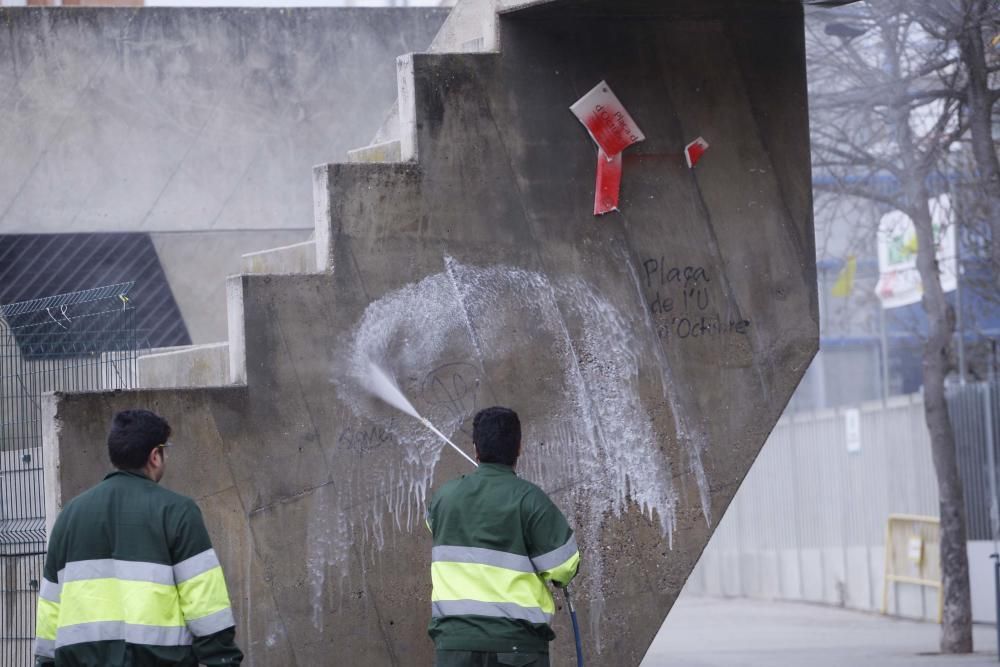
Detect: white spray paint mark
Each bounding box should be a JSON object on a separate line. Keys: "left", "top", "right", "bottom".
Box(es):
{"left": 622, "top": 251, "right": 712, "bottom": 527}
{"left": 445, "top": 255, "right": 485, "bottom": 365}
{"left": 304, "top": 484, "right": 352, "bottom": 632}
{"left": 327, "top": 257, "right": 709, "bottom": 650}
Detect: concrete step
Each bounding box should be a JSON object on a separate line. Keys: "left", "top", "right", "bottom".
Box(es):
{"left": 241, "top": 240, "right": 316, "bottom": 275}
{"left": 137, "top": 342, "right": 230, "bottom": 389}
{"left": 347, "top": 140, "right": 402, "bottom": 164}
{"left": 352, "top": 0, "right": 497, "bottom": 159}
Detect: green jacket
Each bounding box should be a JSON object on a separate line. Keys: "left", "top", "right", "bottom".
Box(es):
{"left": 427, "top": 463, "right": 580, "bottom": 654}
{"left": 35, "top": 470, "right": 243, "bottom": 666}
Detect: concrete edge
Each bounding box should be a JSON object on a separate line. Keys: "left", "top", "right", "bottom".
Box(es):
{"left": 397, "top": 53, "right": 418, "bottom": 162}
{"left": 139, "top": 341, "right": 229, "bottom": 361}
{"left": 346, "top": 140, "right": 403, "bottom": 164}
{"left": 226, "top": 276, "right": 247, "bottom": 386}
{"left": 241, "top": 240, "right": 315, "bottom": 260}
{"left": 312, "top": 164, "right": 332, "bottom": 272}
{"left": 241, "top": 240, "right": 316, "bottom": 275}
{"left": 41, "top": 392, "right": 62, "bottom": 530}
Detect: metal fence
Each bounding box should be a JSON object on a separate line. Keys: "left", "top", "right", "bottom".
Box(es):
{"left": 0, "top": 283, "right": 140, "bottom": 664}
{"left": 950, "top": 381, "right": 1000, "bottom": 542}
{"left": 687, "top": 381, "right": 1000, "bottom": 624}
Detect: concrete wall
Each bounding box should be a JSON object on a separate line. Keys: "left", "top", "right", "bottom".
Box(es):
{"left": 150, "top": 230, "right": 312, "bottom": 342}
{"left": 44, "top": 1, "right": 819, "bottom": 664}
{"left": 241, "top": 240, "right": 316, "bottom": 276}
{"left": 0, "top": 7, "right": 447, "bottom": 341}
{"left": 137, "top": 343, "right": 229, "bottom": 388}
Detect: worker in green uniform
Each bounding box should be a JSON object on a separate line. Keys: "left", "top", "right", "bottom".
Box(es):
{"left": 34, "top": 409, "right": 243, "bottom": 666}
{"left": 427, "top": 406, "right": 581, "bottom": 667}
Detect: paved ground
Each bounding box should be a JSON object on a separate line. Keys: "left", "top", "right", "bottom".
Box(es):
{"left": 642, "top": 596, "right": 999, "bottom": 666}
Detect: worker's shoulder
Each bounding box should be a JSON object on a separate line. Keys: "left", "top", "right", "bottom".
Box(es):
{"left": 510, "top": 476, "right": 558, "bottom": 506}
{"left": 59, "top": 480, "right": 105, "bottom": 515}
{"left": 433, "top": 474, "right": 469, "bottom": 500}
{"left": 139, "top": 483, "right": 204, "bottom": 520}
{"left": 152, "top": 483, "right": 199, "bottom": 509}
{"left": 108, "top": 472, "right": 201, "bottom": 511}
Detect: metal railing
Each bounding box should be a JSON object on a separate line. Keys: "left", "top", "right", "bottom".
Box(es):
{"left": 949, "top": 380, "right": 1000, "bottom": 543}
{"left": 0, "top": 283, "right": 141, "bottom": 664}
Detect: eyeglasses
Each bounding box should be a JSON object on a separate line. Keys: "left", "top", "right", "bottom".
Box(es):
{"left": 157, "top": 442, "right": 173, "bottom": 457}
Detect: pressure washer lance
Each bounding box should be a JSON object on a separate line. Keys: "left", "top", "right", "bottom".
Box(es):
{"left": 418, "top": 417, "right": 479, "bottom": 468}
{"left": 415, "top": 416, "right": 584, "bottom": 667}
{"left": 365, "top": 363, "right": 583, "bottom": 664}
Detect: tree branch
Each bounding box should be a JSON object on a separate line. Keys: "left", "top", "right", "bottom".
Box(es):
{"left": 812, "top": 176, "right": 905, "bottom": 212}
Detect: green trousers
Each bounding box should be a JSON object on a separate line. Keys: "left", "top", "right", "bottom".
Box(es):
{"left": 434, "top": 650, "right": 550, "bottom": 667}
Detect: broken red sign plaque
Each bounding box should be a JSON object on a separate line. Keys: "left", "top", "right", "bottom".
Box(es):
{"left": 571, "top": 81, "right": 645, "bottom": 158}
{"left": 685, "top": 137, "right": 709, "bottom": 168}
{"left": 594, "top": 149, "right": 623, "bottom": 216}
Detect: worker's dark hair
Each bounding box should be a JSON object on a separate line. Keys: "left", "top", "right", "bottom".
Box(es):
{"left": 473, "top": 407, "right": 521, "bottom": 466}
{"left": 107, "top": 409, "right": 171, "bottom": 470}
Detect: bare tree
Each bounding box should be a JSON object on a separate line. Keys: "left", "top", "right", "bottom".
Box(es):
{"left": 951, "top": 0, "right": 1000, "bottom": 283}
{"left": 808, "top": 1, "right": 976, "bottom": 652}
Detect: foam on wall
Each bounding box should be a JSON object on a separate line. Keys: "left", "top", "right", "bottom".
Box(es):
{"left": 332, "top": 257, "right": 697, "bottom": 631}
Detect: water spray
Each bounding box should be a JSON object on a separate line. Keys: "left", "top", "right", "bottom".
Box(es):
{"left": 363, "top": 362, "right": 478, "bottom": 467}
{"left": 362, "top": 361, "right": 582, "bottom": 666}
{"left": 418, "top": 416, "right": 479, "bottom": 468}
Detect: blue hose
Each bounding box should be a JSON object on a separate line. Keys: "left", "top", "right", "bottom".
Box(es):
{"left": 562, "top": 585, "right": 584, "bottom": 667}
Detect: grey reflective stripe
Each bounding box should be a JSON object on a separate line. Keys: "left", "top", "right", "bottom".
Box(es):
{"left": 173, "top": 549, "right": 221, "bottom": 584}
{"left": 531, "top": 535, "right": 578, "bottom": 573}
{"left": 56, "top": 621, "right": 193, "bottom": 648}
{"left": 60, "top": 559, "right": 174, "bottom": 586}
{"left": 431, "top": 600, "right": 552, "bottom": 624}
{"left": 187, "top": 606, "right": 235, "bottom": 637}
{"left": 34, "top": 637, "right": 55, "bottom": 658}
{"left": 39, "top": 577, "right": 61, "bottom": 603}
{"left": 432, "top": 545, "right": 535, "bottom": 573}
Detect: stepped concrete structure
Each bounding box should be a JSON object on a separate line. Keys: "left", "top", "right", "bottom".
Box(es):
{"left": 42, "top": 0, "right": 849, "bottom": 664}
{"left": 0, "top": 7, "right": 447, "bottom": 343}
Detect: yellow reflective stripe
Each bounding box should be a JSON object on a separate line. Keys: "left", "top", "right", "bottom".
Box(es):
{"left": 431, "top": 561, "right": 555, "bottom": 614}
{"left": 59, "top": 579, "right": 185, "bottom": 628}
{"left": 36, "top": 598, "right": 59, "bottom": 641}
{"left": 176, "top": 566, "right": 231, "bottom": 622}
{"left": 539, "top": 550, "right": 580, "bottom": 587}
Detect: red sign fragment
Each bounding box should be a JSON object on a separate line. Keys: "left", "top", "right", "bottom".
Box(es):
{"left": 594, "top": 149, "right": 622, "bottom": 216}
{"left": 570, "top": 81, "right": 645, "bottom": 158}
{"left": 685, "top": 137, "right": 709, "bottom": 169}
